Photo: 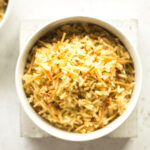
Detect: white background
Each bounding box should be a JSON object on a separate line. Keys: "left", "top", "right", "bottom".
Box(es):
{"left": 0, "top": 0, "right": 149, "bottom": 149}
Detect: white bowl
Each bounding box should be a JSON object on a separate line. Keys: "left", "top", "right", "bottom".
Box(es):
{"left": 16, "top": 16, "right": 142, "bottom": 142}
{"left": 0, "top": 0, "right": 11, "bottom": 28}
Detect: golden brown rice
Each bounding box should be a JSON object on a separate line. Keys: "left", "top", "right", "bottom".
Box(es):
{"left": 23, "top": 23, "right": 134, "bottom": 133}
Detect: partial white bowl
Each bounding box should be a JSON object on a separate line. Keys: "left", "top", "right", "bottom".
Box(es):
{"left": 16, "top": 16, "right": 142, "bottom": 142}
{"left": 0, "top": 0, "right": 11, "bottom": 29}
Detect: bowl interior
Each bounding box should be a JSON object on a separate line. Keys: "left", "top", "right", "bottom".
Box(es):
{"left": 0, "top": 0, "right": 11, "bottom": 28}
{"left": 16, "top": 16, "right": 142, "bottom": 141}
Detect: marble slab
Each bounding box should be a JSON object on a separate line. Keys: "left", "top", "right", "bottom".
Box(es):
{"left": 20, "top": 19, "right": 138, "bottom": 138}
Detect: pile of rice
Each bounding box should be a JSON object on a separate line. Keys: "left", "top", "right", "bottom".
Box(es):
{"left": 23, "top": 23, "right": 134, "bottom": 133}
{"left": 0, "top": 0, "right": 8, "bottom": 22}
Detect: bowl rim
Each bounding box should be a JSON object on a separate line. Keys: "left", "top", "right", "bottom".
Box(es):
{"left": 16, "top": 16, "right": 142, "bottom": 142}
{"left": 0, "top": 0, "right": 12, "bottom": 29}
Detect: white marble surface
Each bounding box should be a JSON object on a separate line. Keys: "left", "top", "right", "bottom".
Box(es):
{"left": 0, "top": 0, "right": 150, "bottom": 149}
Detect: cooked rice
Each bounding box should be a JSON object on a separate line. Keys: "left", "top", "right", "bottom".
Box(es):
{"left": 23, "top": 23, "right": 135, "bottom": 133}
{"left": 0, "top": 0, "right": 8, "bottom": 22}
